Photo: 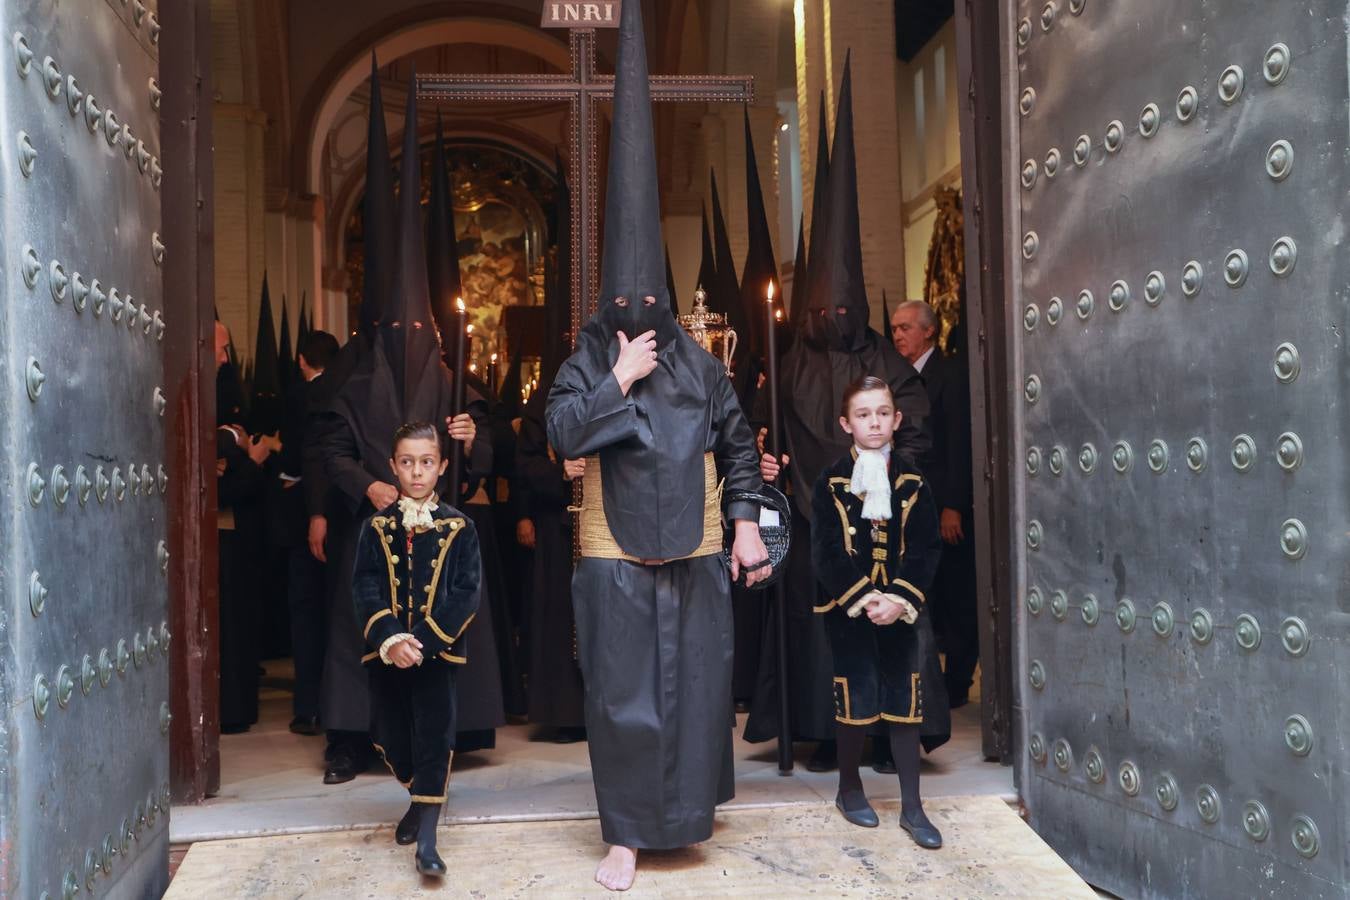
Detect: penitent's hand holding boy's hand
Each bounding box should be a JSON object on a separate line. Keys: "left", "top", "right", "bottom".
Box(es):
{"left": 387, "top": 637, "right": 424, "bottom": 669}
{"left": 612, "top": 330, "right": 659, "bottom": 395}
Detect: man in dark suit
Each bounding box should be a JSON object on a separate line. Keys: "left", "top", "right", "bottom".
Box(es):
{"left": 891, "top": 301, "right": 978, "bottom": 708}
{"left": 277, "top": 329, "right": 340, "bottom": 734}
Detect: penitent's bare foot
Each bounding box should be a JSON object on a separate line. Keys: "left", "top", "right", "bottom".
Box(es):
{"left": 595, "top": 845, "right": 638, "bottom": 892}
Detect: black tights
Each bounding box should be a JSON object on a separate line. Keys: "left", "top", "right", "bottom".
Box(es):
{"left": 837, "top": 722, "right": 922, "bottom": 814}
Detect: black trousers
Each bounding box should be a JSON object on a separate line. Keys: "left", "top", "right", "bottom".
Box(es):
{"left": 369, "top": 663, "right": 458, "bottom": 803}
{"left": 286, "top": 546, "right": 327, "bottom": 720}
{"left": 934, "top": 518, "right": 979, "bottom": 699}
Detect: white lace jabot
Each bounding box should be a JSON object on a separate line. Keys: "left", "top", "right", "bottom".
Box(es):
{"left": 849, "top": 446, "right": 892, "bottom": 522}
{"left": 397, "top": 494, "right": 438, "bottom": 532}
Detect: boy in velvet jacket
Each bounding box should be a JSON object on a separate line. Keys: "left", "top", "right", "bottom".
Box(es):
{"left": 353, "top": 421, "right": 481, "bottom": 876}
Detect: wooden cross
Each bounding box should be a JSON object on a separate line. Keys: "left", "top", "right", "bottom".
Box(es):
{"left": 417, "top": 25, "right": 753, "bottom": 338}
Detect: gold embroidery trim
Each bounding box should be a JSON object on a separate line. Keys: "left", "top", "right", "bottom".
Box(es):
{"left": 363, "top": 608, "right": 393, "bottom": 640}
{"left": 370, "top": 517, "right": 400, "bottom": 615}
{"left": 829, "top": 478, "right": 854, "bottom": 556}
{"left": 372, "top": 742, "right": 412, "bottom": 788}
{"left": 833, "top": 676, "right": 851, "bottom": 721}
{"left": 891, "top": 578, "right": 927, "bottom": 606}
{"left": 814, "top": 576, "right": 871, "bottom": 614}
{"left": 896, "top": 475, "right": 921, "bottom": 556}
{"left": 361, "top": 651, "right": 379, "bottom": 664}
{"left": 437, "top": 651, "right": 467, "bottom": 664}
{"left": 411, "top": 794, "right": 447, "bottom": 804}
{"left": 577, "top": 453, "right": 723, "bottom": 561}
{"left": 421, "top": 519, "right": 466, "bottom": 644}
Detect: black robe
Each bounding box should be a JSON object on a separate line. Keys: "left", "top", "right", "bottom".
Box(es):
{"left": 514, "top": 409, "right": 585, "bottom": 729}
{"left": 546, "top": 339, "right": 762, "bottom": 849}
{"left": 217, "top": 426, "right": 266, "bottom": 730}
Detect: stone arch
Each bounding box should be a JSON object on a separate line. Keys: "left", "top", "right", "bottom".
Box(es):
{"left": 296, "top": 8, "right": 578, "bottom": 196}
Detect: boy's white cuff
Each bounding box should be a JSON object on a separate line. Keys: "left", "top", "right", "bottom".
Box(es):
{"left": 379, "top": 633, "right": 416, "bottom": 664}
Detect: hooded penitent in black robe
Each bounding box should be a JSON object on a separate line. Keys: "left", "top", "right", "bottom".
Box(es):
{"left": 516, "top": 161, "right": 585, "bottom": 730}
{"left": 319, "top": 68, "right": 499, "bottom": 749}
{"left": 744, "top": 57, "right": 948, "bottom": 751}
{"left": 545, "top": 0, "right": 763, "bottom": 850}
{"left": 429, "top": 116, "right": 513, "bottom": 744}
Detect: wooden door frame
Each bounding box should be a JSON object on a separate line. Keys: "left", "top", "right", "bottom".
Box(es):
{"left": 163, "top": 0, "right": 220, "bottom": 802}
{"left": 954, "top": 0, "right": 1016, "bottom": 763}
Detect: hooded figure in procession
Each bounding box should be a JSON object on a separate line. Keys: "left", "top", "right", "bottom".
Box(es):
{"left": 514, "top": 157, "right": 587, "bottom": 739}
{"left": 744, "top": 56, "right": 948, "bottom": 768}
{"left": 318, "top": 67, "right": 492, "bottom": 782}
{"left": 544, "top": 0, "right": 770, "bottom": 890}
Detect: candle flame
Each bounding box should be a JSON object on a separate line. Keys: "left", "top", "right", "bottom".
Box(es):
{"left": 469, "top": 363, "right": 477, "bottom": 372}
{"left": 456, "top": 296, "right": 465, "bottom": 313}
{"left": 775, "top": 309, "right": 784, "bottom": 321}
{"left": 491, "top": 353, "right": 498, "bottom": 363}
{"left": 766, "top": 281, "right": 775, "bottom": 303}
{"left": 466, "top": 324, "right": 475, "bottom": 335}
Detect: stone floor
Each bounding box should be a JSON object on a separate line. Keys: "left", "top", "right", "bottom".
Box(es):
{"left": 168, "top": 795, "right": 1094, "bottom": 899}
{"left": 171, "top": 667, "right": 1013, "bottom": 843}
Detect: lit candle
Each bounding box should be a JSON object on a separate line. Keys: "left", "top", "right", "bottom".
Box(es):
{"left": 448, "top": 297, "right": 468, "bottom": 509}
{"left": 764, "top": 280, "right": 782, "bottom": 468}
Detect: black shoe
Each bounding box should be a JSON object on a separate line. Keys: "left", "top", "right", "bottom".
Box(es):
{"left": 415, "top": 804, "right": 446, "bottom": 877}
{"left": 289, "top": 716, "right": 321, "bottom": 736}
{"left": 899, "top": 807, "right": 943, "bottom": 849}
{"left": 552, "top": 726, "right": 587, "bottom": 744}
{"left": 323, "top": 751, "right": 359, "bottom": 785}
{"left": 834, "top": 790, "right": 879, "bottom": 828}
{"left": 805, "top": 741, "right": 837, "bottom": 773}
{"left": 395, "top": 804, "right": 419, "bottom": 845}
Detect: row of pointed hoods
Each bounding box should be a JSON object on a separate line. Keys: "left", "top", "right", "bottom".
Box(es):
{"left": 692, "top": 52, "right": 880, "bottom": 374}
{"left": 219, "top": 280, "right": 314, "bottom": 432}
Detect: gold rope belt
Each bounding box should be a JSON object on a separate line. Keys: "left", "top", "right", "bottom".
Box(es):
{"left": 574, "top": 452, "right": 722, "bottom": 562}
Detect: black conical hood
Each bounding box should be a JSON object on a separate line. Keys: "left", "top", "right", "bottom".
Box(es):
{"left": 695, "top": 203, "right": 716, "bottom": 299}
{"left": 529, "top": 153, "right": 571, "bottom": 417}
{"left": 591, "top": 0, "right": 677, "bottom": 344}
{"left": 297, "top": 292, "right": 311, "bottom": 343}
{"left": 665, "top": 245, "right": 679, "bottom": 315}
{"left": 789, "top": 212, "right": 808, "bottom": 324}
{"left": 816, "top": 55, "right": 870, "bottom": 351}
{"left": 798, "top": 89, "right": 832, "bottom": 332}
{"left": 382, "top": 67, "right": 444, "bottom": 415}
{"left": 278, "top": 299, "right": 295, "bottom": 390}
{"left": 709, "top": 169, "right": 740, "bottom": 312}
{"left": 881, "top": 288, "right": 891, "bottom": 333}
{"left": 740, "top": 106, "right": 778, "bottom": 359}
{"left": 427, "top": 114, "right": 463, "bottom": 357}
{"left": 361, "top": 54, "right": 396, "bottom": 340}
{"left": 251, "top": 275, "right": 281, "bottom": 398}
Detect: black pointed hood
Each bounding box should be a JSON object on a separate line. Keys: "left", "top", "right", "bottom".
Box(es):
{"left": 427, "top": 114, "right": 463, "bottom": 361}
{"left": 553, "top": 0, "right": 726, "bottom": 562}
{"left": 381, "top": 67, "right": 445, "bottom": 417}
{"left": 527, "top": 154, "right": 571, "bottom": 425}
{"left": 881, "top": 288, "right": 891, "bottom": 335}
{"left": 797, "top": 90, "right": 832, "bottom": 336}
{"left": 788, "top": 212, "right": 808, "bottom": 326}
{"left": 665, "top": 245, "right": 680, "bottom": 315}
{"left": 708, "top": 170, "right": 741, "bottom": 312}
{"left": 278, "top": 299, "right": 295, "bottom": 391}
{"left": 813, "top": 56, "right": 870, "bottom": 352}
{"left": 740, "top": 106, "right": 778, "bottom": 359}
{"left": 361, "top": 54, "right": 396, "bottom": 341}
{"left": 297, "top": 292, "right": 311, "bottom": 344}
{"left": 496, "top": 345, "right": 525, "bottom": 419}
{"left": 248, "top": 275, "right": 284, "bottom": 432}
{"left": 695, "top": 203, "right": 716, "bottom": 299}
{"left": 582, "top": 0, "right": 678, "bottom": 348}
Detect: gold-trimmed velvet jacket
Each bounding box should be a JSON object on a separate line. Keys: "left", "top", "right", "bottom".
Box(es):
{"left": 353, "top": 500, "right": 481, "bottom": 666}
{"left": 810, "top": 447, "right": 942, "bottom": 615}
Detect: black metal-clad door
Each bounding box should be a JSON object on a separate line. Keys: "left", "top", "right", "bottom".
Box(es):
{"left": 0, "top": 2, "right": 170, "bottom": 897}
{"left": 1008, "top": 1, "right": 1348, "bottom": 897}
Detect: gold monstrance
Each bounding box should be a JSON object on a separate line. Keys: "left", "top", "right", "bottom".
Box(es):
{"left": 678, "top": 286, "right": 738, "bottom": 377}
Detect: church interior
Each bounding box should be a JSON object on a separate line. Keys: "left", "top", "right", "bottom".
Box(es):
{"left": 173, "top": 0, "right": 1042, "bottom": 893}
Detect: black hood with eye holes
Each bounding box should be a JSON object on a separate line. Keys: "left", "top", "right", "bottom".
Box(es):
{"left": 550, "top": 0, "right": 734, "bottom": 560}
